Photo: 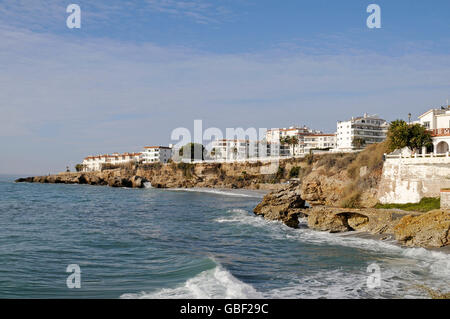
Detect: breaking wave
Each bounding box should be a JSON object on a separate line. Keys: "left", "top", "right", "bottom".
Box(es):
{"left": 120, "top": 262, "right": 262, "bottom": 299}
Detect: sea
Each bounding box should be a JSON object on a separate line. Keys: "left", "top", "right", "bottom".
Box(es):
{"left": 0, "top": 174, "right": 448, "bottom": 299}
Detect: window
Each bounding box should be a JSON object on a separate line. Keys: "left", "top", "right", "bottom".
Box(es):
{"left": 423, "top": 121, "right": 430, "bottom": 129}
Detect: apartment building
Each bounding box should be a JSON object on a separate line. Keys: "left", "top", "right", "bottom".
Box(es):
{"left": 336, "top": 114, "right": 388, "bottom": 151}
{"left": 265, "top": 126, "right": 321, "bottom": 144}
{"left": 299, "top": 134, "right": 336, "bottom": 155}
{"left": 141, "top": 146, "right": 172, "bottom": 164}
{"left": 82, "top": 152, "right": 142, "bottom": 172}
{"left": 210, "top": 139, "right": 259, "bottom": 160}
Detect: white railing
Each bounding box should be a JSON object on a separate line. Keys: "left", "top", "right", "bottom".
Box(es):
{"left": 385, "top": 152, "right": 450, "bottom": 159}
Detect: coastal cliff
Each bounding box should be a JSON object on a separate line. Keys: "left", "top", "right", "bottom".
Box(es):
{"left": 251, "top": 143, "right": 450, "bottom": 249}
{"left": 15, "top": 155, "right": 333, "bottom": 191}
{"left": 16, "top": 142, "right": 450, "bottom": 248}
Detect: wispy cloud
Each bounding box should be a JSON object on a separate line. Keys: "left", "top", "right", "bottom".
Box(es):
{"left": 0, "top": 0, "right": 234, "bottom": 30}
{"left": 145, "top": 0, "right": 233, "bottom": 24}
{"left": 1, "top": 23, "right": 450, "bottom": 174}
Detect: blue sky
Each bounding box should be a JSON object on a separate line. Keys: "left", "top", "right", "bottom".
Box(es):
{"left": 1, "top": 0, "right": 450, "bottom": 174}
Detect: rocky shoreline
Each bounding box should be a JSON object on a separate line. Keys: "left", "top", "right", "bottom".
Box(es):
{"left": 16, "top": 143, "right": 450, "bottom": 250}
{"left": 253, "top": 182, "right": 450, "bottom": 249}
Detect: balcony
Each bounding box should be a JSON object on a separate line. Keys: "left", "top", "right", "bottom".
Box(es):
{"left": 430, "top": 128, "right": 450, "bottom": 137}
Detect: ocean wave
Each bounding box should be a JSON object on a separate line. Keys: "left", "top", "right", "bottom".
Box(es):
{"left": 167, "top": 188, "right": 264, "bottom": 198}
{"left": 120, "top": 263, "right": 262, "bottom": 299}
{"left": 217, "top": 208, "right": 450, "bottom": 280}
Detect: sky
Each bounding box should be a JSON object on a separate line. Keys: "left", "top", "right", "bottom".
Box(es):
{"left": 1, "top": 0, "right": 450, "bottom": 175}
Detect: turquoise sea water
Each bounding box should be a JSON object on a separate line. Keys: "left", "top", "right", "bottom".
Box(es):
{"left": 0, "top": 175, "right": 449, "bottom": 299}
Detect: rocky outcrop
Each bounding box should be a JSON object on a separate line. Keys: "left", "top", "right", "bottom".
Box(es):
{"left": 303, "top": 206, "right": 413, "bottom": 234}
{"left": 15, "top": 172, "right": 148, "bottom": 189}
{"left": 300, "top": 171, "right": 347, "bottom": 207}
{"left": 253, "top": 182, "right": 449, "bottom": 248}
{"left": 15, "top": 159, "right": 299, "bottom": 191}
{"left": 394, "top": 210, "right": 450, "bottom": 248}
{"left": 253, "top": 182, "right": 306, "bottom": 228}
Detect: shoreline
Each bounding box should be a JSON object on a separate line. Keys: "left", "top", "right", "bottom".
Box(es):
{"left": 14, "top": 171, "right": 450, "bottom": 252}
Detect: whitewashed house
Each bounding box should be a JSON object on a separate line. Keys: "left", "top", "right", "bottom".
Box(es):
{"left": 418, "top": 107, "right": 450, "bottom": 154}
{"left": 336, "top": 114, "right": 388, "bottom": 151}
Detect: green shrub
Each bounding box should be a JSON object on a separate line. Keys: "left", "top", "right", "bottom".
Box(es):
{"left": 276, "top": 166, "right": 285, "bottom": 179}
{"left": 289, "top": 166, "right": 300, "bottom": 178}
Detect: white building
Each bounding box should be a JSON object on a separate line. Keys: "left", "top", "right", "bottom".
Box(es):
{"left": 336, "top": 114, "right": 388, "bottom": 151}
{"left": 82, "top": 152, "right": 142, "bottom": 172}
{"left": 265, "top": 126, "right": 321, "bottom": 144}
{"left": 300, "top": 134, "right": 336, "bottom": 154}
{"left": 418, "top": 107, "right": 450, "bottom": 154}
{"left": 141, "top": 146, "right": 172, "bottom": 164}
{"left": 210, "top": 140, "right": 259, "bottom": 161}
{"left": 265, "top": 126, "right": 335, "bottom": 156}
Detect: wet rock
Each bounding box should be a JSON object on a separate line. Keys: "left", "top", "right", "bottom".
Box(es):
{"left": 15, "top": 177, "right": 34, "bottom": 183}
{"left": 130, "top": 176, "right": 146, "bottom": 188}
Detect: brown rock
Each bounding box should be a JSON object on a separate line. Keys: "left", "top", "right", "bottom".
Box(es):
{"left": 394, "top": 210, "right": 450, "bottom": 248}
{"left": 253, "top": 182, "right": 306, "bottom": 228}
{"left": 302, "top": 206, "right": 411, "bottom": 234}
{"left": 307, "top": 209, "right": 351, "bottom": 233}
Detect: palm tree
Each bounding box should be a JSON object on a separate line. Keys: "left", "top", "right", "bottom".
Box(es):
{"left": 290, "top": 136, "right": 299, "bottom": 156}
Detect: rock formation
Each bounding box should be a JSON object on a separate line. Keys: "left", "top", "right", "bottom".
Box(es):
{"left": 253, "top": 182, "right": 306, "bottom": 228}
{"left": 394, "top": 210, "right": 450, "bottom": 248}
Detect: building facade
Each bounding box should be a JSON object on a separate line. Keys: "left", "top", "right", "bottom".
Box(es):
{"left": 265, "top": 126, "right": 321, "bottom": 144}
{"left": 418, "top": 107, "right": 450, "bottom": 154}
{"left": 82, "top": 152, "right": 142, "bottom": 172}
{"left": 141, "top": 146, "right": 172, "bottom": 164}
{"left": 300, "top": 134, "right": 336, "bottom": 154}
{"left": 210, "top": 139, "right": 260, "bottom": 160}
{"left": 336, "top": 114, "right": 388, "bottom": 151}
{"left": 265, "top": 126, "right": 335, "bottom": 156}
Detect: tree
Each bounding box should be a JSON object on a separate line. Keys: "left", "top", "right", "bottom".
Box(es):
{"left": 352, "top": 137, "right": 366, "bottom": 149}
{"left": 387, "top": 120, "right": 433, "bottom": 152}
{"left": 179, "top": 143, "right": 206, "bottom": 162}
{"left": 386, "top": 120, "right": 410, "bottom": 152}
{"left": 290, "top": 136, "right": 299, "bottom": 155}
{"left": 280, "top": 136, "right": 298, "bottom": 156}
{"left": 75, "top": 164, "right": 85, "bottom": 172}
{"left": 408, "top": 123, "right": 433, "bottom": 151}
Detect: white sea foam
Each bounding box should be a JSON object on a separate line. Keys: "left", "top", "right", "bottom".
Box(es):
{"left": 120, "top": 265, "right": 263, "bottom": 299}
{"left": 216, "top": 208, "right": 450, "bottom": 288}
{"left": 123, "top": 209, "right": 450, "bottom": 300}
{"left": 168, "top": 188, "right": 263, "bottom": 198}
{"left": 143, "top": 182, "right": 153, "bottom": 189}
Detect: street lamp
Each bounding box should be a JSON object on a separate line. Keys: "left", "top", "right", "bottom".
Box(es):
{"left": 408, "top": 113, "right": 411, "bottom": 124}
